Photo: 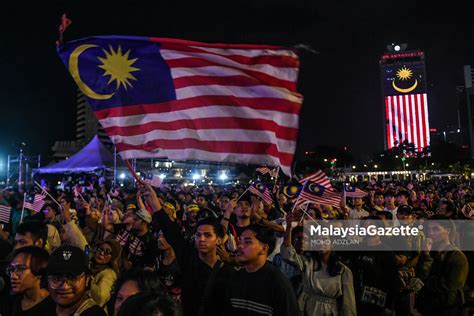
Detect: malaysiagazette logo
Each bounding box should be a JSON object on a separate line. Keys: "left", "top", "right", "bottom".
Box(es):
{"left": 309, "top": 223, "right": 422, "bottom": 239}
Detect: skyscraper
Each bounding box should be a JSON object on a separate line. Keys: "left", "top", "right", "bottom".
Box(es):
{"left": 76, "top": 89, "right": 112, "bottom": 146}
{"left": 380, "top": 45, "right": 430, "bottom": 154}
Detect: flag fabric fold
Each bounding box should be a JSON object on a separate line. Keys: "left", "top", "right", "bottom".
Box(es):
{"left": 144, "top": 173, "right": 163, "bottom": 188}
{"left": 0, "top": 205, "right": 12, "bottom": 223}
{"left": 256, "top": 167, "right": 278, "bottom": 177}
{"left": 280, "top": 181, "right": 303, "bottom": 199}
{"left": 343, "top": 184, "right": 368, "bottom": 198}
{"left": 295, "top": 180, "right": 341, "bottom": 208}
{"left": 248, "top": 180, "right": 273, "bottom": 205}
{"left": 24, "top": 193, "right": 46, "bottom": 213}
{"left": 57, "top": 36, "right": 303, "bottom": 176}
{"left": 299, "top": 170, "right": 333, "bottom": 190}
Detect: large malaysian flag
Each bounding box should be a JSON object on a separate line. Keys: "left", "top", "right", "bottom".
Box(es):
{"left": 57, "top": 36, "right": 303, "bottom": 176}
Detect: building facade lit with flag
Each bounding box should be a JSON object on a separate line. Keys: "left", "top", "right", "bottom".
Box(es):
{"left": 380, "top": 46, "right": 431, "bottom": 154}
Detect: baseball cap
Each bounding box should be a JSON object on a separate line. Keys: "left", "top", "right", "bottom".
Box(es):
{"left": 47, "top": 245, "right": 89, "bottom": 276}
{"left": 186, "top": 204, "right": 200, "bottom": 212}
{"left": 126, "top": 203, "right": 137, "bottom": 211}
{"left": 135, "top": 209, "right": 152, "bottom": 224}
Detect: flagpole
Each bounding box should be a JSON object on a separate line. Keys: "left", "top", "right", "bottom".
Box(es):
{"left": 33, "top": 181, "right": 61, "bottom": 209}
{"left": 236, "top": 187, "right": 250, "bottom": 202}
{"left": 272, "top": 167, "right": 280, "bottom": 193}
{"left": 20, "top": 193, "right": 27, "bottom": 223}
{"left": 290, "top": 180, "right": 307, "bottom": 214}
{"left": 124, "top": 159, "right": 142, "bottom": 184}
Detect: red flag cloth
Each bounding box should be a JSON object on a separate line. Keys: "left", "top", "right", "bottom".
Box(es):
{"left": 57, "top": 36, "right": 302, "bottom": 176}
{"left": 299, "top": 170, "right": 333, "bottom": 190}
{"left": 59, "top": 14, "right": 72, "bottom": 33}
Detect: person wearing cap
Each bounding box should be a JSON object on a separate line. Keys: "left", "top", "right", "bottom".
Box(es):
{"left": 103, "top": 204, "right": 136, "bottom": 247}
{"left": 90, "top": 240, "right": 122, "bottom": 308}
{"left": 122, "top": 194, "right": 157, "bottom": 271}
{"left": 47, "top": 245, "right": 106, "bottom": 316}
{"left": 179, "top": 203, "right": 200, "bottom": 244}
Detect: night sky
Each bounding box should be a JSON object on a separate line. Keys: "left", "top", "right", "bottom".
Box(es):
{"left": 1, "top": 1, "right": 473, "bottom": 164}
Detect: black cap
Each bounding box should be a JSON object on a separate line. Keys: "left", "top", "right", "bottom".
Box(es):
{"left": 47, "top": 245, "right": 89, "bottom": 276}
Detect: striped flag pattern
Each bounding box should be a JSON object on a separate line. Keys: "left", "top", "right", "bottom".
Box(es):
{"left": 299, "top": 170, "right": 333, "bottom": 190}
{"left": 256, "top": 167, "right": 278, "bottom": 177}
{"left": 248, "top": 181, "right": 273, "bottom": 205}
{"left": 89, "top": 37, "right": 302, "bottom": 176}
{"left": 144, "top": 173, "right": 163, "bottom": 188}
{"left": 0, "top": 205, "right": 12, "bottom": 223}
{"left": 295, "top": 181, "right": 341, "bottom": 208}
{"left": 343, "top": 184, "right": 368, "bottom": 198}
{"left": 385, "top": 93, "right": 430, "bottom": 152}
{"left": 24, "top": 193, "right": 46, "bottom": 213}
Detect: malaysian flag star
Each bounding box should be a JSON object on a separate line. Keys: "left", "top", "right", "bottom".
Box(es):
{"left": 23, "top": 192, "right": 47, "bottom": 213}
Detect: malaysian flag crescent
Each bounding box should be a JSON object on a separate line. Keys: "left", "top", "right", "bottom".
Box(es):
{"left": 57, "top": 36, "right": 303, "bottom": 176}
{"left": 299, "top": 170, "right": 333, "bottom": 190}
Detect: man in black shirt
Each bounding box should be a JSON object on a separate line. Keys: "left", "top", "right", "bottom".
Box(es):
{"left": 47, "top": 245, "right": 106, "bottom": 316}
{"left": 175, "top": 218, "right": 230, "bottom": 316}
{"left": 124, "top": 208, "right": 157, "bottom": 271}
{"left": 204, "top": 224, "right": 299, "bottom": 316}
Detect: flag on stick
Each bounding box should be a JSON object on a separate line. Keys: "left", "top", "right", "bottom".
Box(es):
{"left": 144, "top": 173, "right": 163, "bottom": 188}
{"left": 57, "top": 36, "right": 303, "bottom": 176}
{"left": 24, "top": 193, "right": 46, "bottom": 212}
{"left": 299, "top": 170, "right": 333, "bottom": 190}
{"left": 0, "top": 205, "right": 11, "bottom": 223}
{"left": 343, "top": 184, "right": 368, "bottom": 198}
{"left": 256, "top": 167, "right": 278, "bottom": 177}
{"left": 295, "top": 181, "right": 341, "bottom": 208}
{"left": 248, "top": 180, "right": 273, "bottom": 205}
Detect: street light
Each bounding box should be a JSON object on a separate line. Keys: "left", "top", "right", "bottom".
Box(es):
{"left": 374, "top": 165, "right": 378, "bottom": 169}
{"left": 352, "top": 165, "right": 356, "bottom": 169}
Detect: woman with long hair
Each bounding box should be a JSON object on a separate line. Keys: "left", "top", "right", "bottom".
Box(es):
{"left": 280, "top": 213, "right": 356, "bottom": 316}
{"left": 90, "top": 240, "right": 122, "bottom": 308}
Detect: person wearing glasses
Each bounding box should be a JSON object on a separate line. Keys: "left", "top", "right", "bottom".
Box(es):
{"left": 47, "top": 245, "right": 106, "bottom": 316}
{"left": 90, "top": 240, "right": 122, "bottom": 308}
{"left": 5, "top": 246, "right": 56, "bottom": 315}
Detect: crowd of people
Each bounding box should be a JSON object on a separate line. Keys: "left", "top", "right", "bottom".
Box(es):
{"left": 0, "top": 173, "right": 473, "bottom": 315}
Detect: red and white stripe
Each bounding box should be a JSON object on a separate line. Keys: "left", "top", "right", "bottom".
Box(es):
{"left": 295, "top": 190, "right": 341, "bottom": 209}
{"left": 299, "top": 170, "right": 333, "bottom": 190}
{"left": 98, "top": 39, "right": 302, "bottom": 176}
{"left": 0, "top": 204, "right": 11, "bottom": 223}
{"left": 24, "top": 193, "right": 47, "bottom": 213}
{"left": 385, "top": 93, "right": 430, "bottom": 152}
{"left": 248, "top": 185, "right": 273, "bottom": 205}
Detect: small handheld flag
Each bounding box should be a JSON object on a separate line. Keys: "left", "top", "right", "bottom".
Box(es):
{"left": 144, "top": 173, "right": 163, "bottom": 188}
{"left": 248, "top": 180, "right": 273, "bottom": 205}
